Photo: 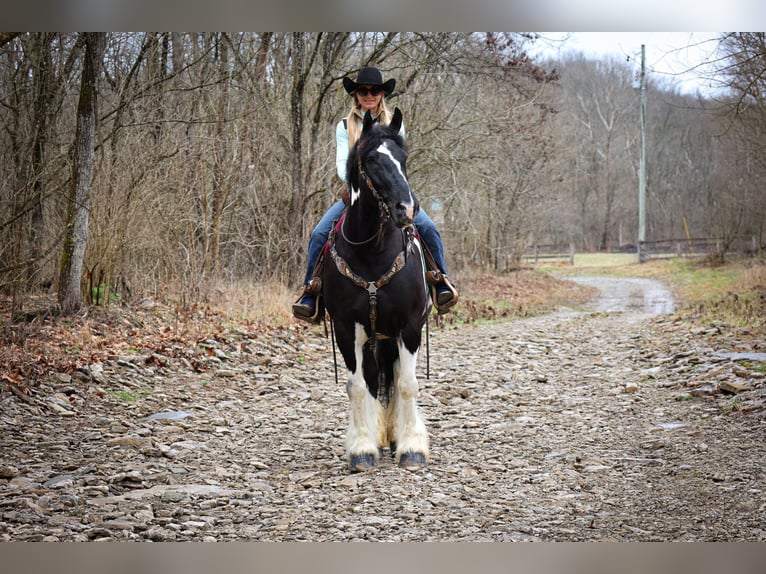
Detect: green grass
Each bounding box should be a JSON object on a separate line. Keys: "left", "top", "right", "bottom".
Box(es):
{"left": 661, "top": 259, "right": 740, "bottom": 299}
{"left": 572, "top": 252, "right": 638, "bottom": 268}
{"left": 540, "top": 252, "right": 647, "bottom": 278}
{"left": 107, "top": 388, "right": 149, "bottom": 402}
{"left": 90, "top": 284, "right": 121, "bottom": 306}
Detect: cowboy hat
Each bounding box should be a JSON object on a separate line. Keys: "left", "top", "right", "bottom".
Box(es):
{"left": 342, "top": 66, "right": 396, "bottom": 95}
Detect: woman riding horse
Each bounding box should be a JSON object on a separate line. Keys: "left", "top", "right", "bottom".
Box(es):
{"left": 323, "top": 107, "right": 430, "bottom": 471}
{"left": 292, "top": 66, "right": 458, "bottom": 321}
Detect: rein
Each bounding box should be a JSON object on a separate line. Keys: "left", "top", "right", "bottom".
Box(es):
{"left": 339, "top": 217, "right": 382, "bottom": 247}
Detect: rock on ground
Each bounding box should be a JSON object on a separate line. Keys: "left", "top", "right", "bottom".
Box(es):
{"left": 1, "top": 279, "right": 764, "bottom": 541}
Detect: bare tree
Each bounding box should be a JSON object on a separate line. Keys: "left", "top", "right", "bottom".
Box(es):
{"left": 0, "top": 33, "right": 80, "bottom": 310}
{"left": 15, "top": 32, "right": 750, "bottom": 316}
{"left": 714, "top": 32, "right": 766, "bottom": 251}
{"left": 389, "top": 33, "right": 557, "bottom": 270}
{"left": 58, "top": 33, "right": 106, "bottom": 314}
{"left": 555, "top": 55, "right": 636, "bottom": 251}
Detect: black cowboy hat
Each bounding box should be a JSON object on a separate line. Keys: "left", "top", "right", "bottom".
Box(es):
{"left": 343, "top": 66, "right": 396, "bottom": 95}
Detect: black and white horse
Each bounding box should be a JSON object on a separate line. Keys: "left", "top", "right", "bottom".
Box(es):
{"left": 323, "top": 108, "right": 431, "bottom": 472}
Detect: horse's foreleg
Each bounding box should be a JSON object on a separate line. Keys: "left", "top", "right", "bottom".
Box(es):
{"left": 345, "top": 323, "right": 384, "bottom": 472}
{"left": 390, "top": 338, "right": 429, "bottom": 469}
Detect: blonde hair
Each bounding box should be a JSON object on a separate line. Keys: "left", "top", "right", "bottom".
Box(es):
{"left": 345, "top": 96, "right": 393, "bottom": 150}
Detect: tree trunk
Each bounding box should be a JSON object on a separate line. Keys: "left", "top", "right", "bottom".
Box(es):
{"left": 289, "top": 33, "right": 306, "bottom": 240}
{"left": 209, "top": 33, "right": 230, "bottom": 281}
{"left": 28, "top": 33, "right": 55, "bottom": 286}
{"left": 58, "top": 32, "right": 106, "bottom": 315}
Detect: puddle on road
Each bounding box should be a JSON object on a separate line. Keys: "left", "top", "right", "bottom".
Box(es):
{"left": 712, "top": 352, "right": 766, "bottom": 362}
{"left": 143, "top": 411, "right": 194, "bottom": 421}
{"left": 570, "top": 276, "right": 675, "bottom": 315}
{"left": 656, "top": 422, "right": 688, "bottom": 430}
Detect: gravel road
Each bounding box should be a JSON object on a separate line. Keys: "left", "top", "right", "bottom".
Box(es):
{"left": 1, "top": 276, "right": 764, "bottom": 541}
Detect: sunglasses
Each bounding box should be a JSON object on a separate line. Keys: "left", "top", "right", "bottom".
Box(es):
{"left": 355, "top": 86, "right": 383, "bottom": 97}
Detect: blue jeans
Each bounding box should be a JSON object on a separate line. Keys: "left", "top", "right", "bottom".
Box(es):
{"left": 303, "top": 199, "right": 448, "bottom": 285}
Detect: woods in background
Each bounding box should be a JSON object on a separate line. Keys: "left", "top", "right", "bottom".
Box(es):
{"left": 0, "top": 32, "right": 763, "bottom": 314}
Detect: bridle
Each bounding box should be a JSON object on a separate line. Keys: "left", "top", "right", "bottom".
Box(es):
{"left": 339, "top": 156, "right": 392, "bottom": 247}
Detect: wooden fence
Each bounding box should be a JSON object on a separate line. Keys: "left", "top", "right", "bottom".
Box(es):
{"left": 638, "top": 236, "right": 761, "bottom": 262}
{"left": 523, "top": 243, "right": 575, "bottom": 265}
{"left": 521, "top": 237, "right": 762, "bottom": 266}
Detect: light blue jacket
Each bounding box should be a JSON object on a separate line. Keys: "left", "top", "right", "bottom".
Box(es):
{"left": 335, "top": 113, "right": 406, "bottom": 183}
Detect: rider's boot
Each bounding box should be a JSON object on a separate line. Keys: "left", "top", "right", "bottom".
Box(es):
{"left": 427, "top": 270, "right": 459, "bottom": 314}
{"left": 292, "top": 254, "right": 326, "bottom": 323}
{"left": 420, "top": 242, "right": 458, "bottom": 314}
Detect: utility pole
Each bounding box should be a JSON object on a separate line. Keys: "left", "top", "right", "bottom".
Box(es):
{"left": 637, "top": 44, "right": 647, "bottom": 262}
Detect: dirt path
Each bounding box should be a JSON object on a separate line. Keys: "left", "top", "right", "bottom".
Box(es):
{"left": 1, "top": 277, "right": 764, "bottom": 541}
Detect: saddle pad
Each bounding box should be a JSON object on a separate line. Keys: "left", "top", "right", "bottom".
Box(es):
{"left": 322, "top": 213, "right": 347, "bottom": 256}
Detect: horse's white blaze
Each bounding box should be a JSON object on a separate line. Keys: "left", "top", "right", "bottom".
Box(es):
{"left": 345, "top": 323, "right": 384, "bottom": 459}
{"left": 377, "top": 142, "right": 415, "bottom": 219}
{"left": 376, "top": 143, "right": 407, "bottom": 183}
{"left": 390, "top": 338, "right": 429, "bottom": 462}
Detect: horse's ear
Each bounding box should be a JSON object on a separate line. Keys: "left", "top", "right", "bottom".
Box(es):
{"left": 362, "top": 111, "right": 375, "bottom": 133}
{"left": 389, "top": 107, "right": 403, "bottom": 134}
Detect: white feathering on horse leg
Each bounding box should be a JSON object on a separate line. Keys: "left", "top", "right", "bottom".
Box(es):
{"left": 391, "top": 340, "right": 429, "bottom": 462}
{"left": 344, "top": 323, "right": 382, "bottom": 460}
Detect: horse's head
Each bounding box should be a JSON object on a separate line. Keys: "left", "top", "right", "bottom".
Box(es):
{"left": 348, "top": 108, "right": 419, "bottom": 228}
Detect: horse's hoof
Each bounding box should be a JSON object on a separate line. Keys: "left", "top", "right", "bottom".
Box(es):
{"left": 389, "top": 441, "right": 397, "bottom": 457}
{"left": 398, "top": 451, "right": 427, "bottom": 470}
{"left": 349, "top": 453, "right": 377, "bottom": 473}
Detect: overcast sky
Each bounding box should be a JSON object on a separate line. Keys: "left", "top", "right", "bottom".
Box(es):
{"left": 530, "top": 32, "right": 723, "bottom": 95}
